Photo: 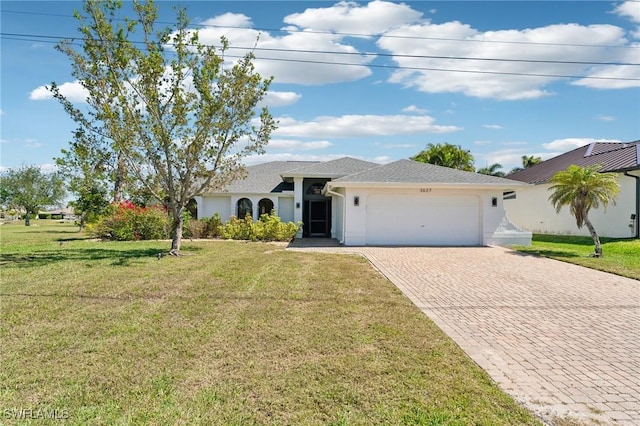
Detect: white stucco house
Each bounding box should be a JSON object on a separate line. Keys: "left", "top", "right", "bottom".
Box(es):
{"left": 196, "top": 157, "right": 532, "bottom": 246}
{"left": 505, "top": 140, "right": 640, "bottom": 239}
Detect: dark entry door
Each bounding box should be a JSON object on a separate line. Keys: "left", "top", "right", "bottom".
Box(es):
{"left": 308, "top": 200, "right": 331, "bottom": 237}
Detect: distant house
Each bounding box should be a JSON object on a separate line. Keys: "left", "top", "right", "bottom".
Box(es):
{"left": 506, "top": 141, "right": 640, "bottom": 238}
{"left": 196, "top": 157, "right": 532, "bottom": 246}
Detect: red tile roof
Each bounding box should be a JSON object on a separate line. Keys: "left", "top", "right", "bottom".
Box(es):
{"left": 507, "top": 141, "right": 640, "bottom": 184}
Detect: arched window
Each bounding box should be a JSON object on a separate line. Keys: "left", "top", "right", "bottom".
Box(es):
{"left": 306, "top": 183, "right": 325, "bottom": 195}
{"left": 258, "top": 198, "right": 274, "bottom": 216}
{"left": 237, "top": 198, "right": 253, "bottom": 219}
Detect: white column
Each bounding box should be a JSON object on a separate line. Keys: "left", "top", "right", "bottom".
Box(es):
{"left": 293, "top": 177, "right": 303, "bottom": 237}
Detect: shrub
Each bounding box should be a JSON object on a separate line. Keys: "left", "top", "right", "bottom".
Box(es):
{"left": 88, "top": 200, "right": 170, "bottom": 241}
{"left": 38, "top": 213, "right": 51, "bottom": 220}
{"left": 219, "top": 212, "right": 301, "bottom": 242}
{"left": 219, "top": 215, "right": 254, "bottom": 241}
{"left": 202, "top": 213, "right": 223, "bottom": 238}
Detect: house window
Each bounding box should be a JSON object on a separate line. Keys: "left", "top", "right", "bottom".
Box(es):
{"left": 258, "top": 198, "right": 274, "bottom": 216}
{"left": 237, "top": 198, "right": 252, "bottom": 219}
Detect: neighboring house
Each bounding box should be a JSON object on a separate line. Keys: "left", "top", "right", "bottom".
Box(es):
{"left": 505, "top": 141, "right": 640, "bottom": 239}
{"left": 196, "top": 157, "right": 532, "bottom": 246}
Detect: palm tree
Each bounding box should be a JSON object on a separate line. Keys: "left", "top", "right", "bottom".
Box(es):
{"left": 412, "top": 143, "right": 475, "bottom": 172}
{"left": 522, "top": 155, "right": 542, "bottom": 168}
{"left": 477, "top": 163, "right": 505, "bottom": 177}
{"left": 548, "top": 164, "right": 620, "bottom": 257}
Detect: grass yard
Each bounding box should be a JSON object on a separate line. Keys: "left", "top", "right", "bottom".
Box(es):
{"left": 513, "top": 234, "right": 640, "bottom": 280}
{"left": 0, "top": 221, "right": 540, "bottom": 425}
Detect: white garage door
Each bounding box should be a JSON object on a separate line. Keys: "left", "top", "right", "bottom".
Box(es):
{"left": 366, "top": 194, "right": 481, "bottom": 245}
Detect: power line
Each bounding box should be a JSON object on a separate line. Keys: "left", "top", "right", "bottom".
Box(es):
{"left": 2, "top": 8, "right": 639, "bottom": 49}
{"left": 3, "top": 31, "right": 638, "bottom": 67}
{"left": 3, "top": 31, "right": 640, "bottom": 83}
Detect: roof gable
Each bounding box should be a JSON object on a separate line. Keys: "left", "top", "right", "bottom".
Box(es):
{"left": 333, "top": 159, "right": 527, "bottom": 186}
{"left": 508, "top": 140, "right": 640, "bottom": 184}
{"left": 282, "top": 157, "right": 378, "bottom": 178}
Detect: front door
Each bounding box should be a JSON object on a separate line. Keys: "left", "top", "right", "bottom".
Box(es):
{"left": 307, "top": 200, "right": 331, "bottom": 237}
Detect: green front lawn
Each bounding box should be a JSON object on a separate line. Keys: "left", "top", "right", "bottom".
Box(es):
{"left": 0, "top": 221, "right": 540, "bottom": 425}
{"left": 514, "top": 234, "right": 640, "bottom": 280}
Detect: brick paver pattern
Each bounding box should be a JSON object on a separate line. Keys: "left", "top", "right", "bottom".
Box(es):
{"left": 289, "top": 244, "right": 640, "bottom": 425}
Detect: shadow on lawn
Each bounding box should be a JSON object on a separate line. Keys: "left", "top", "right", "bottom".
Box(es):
{"left": 0, "top": 245, "right": 202, "bottom": 268}
{"left": 508, "top": 249, "right": 580, "bottom": 259}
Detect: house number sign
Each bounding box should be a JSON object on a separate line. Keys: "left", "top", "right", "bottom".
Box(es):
{"left": 419, "top": 188, "right": 432, "bottom": 193}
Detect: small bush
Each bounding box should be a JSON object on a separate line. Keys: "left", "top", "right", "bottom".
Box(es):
{"left": 38, "top": 213, "right": 51, "bottom": 220}
{"left": 88, "top": 201, "right": 170, "bottom": 241}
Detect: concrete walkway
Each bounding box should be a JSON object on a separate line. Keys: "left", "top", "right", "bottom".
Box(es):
{"left": 288, "top": 244, "right": 640, "bottom": 425}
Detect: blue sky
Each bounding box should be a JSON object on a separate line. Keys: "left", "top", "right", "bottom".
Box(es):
{"left": 1, "top": 1, "right": 639, "bottom": 175}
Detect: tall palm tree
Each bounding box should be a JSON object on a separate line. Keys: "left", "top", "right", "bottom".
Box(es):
{"left": 548, "top": 164, "right": 620, "bottom": 257}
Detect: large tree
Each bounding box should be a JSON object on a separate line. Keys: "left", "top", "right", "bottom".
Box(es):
{"left": 548, "top": 164, "right": 620, "bottom": 257}
{"left": 55, "top": 128, "right": 112, "bottom": 230}
{"left": 52, "top": 0, "right": 276, "bottom": 254}
{"left": 412, "top": 143, "right": 475, "bottom": 172}
{"left": 0, "top": 165, "right": 66, "bottom": 226}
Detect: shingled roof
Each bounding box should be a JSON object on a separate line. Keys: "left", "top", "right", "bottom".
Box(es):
{"left": 333, "top": 159, "right": 527, "bottom": 186}
{"left": 507, "top": 141, "right": 640, "bottom": 184}
{"left": 282, "top": 157, "right": 378, "bottom": 178}
{"left": 215, "top": 161, "right": 318, "bottom": 194}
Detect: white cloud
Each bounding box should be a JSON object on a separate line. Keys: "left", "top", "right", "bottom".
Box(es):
{"left": 596, "top": 115, "right": 616, "bottom": 122}
{"left": 614, "top": 1, "right": 640, "bottom": 25}
{"left": 283, "top": 1, "right": 423, "bottom": 35}
{"left": 379, "top": 20, "right": 636, "bottom": 99}
{"left": 542, "top": 137, "right": 621, "bottom": 151}
{"left": 483, "top": 124, "right": 502, "bottom": 129}
{"left": 259, "top": 91, "right": 302, "bottom": 108}
{"left": 274, "top": 114, "right": 461, "bottom": 138}
{"left": 473, "top": 140, "right": 492, "bottom": 146}
{"left": 267, "top": 139, "right": 332, "bottom": 150}
{"left": 24, "top": 139, "right": 43, "bottom": 148}
{"left": 200, "top": 12, "right": 253, "bottom": 28}
{"left": 402, "top": 105, "right": 428, "bottom": 114}
{"left": 30, "top": 80, "right": 88, "bottom": 102}
{"left": 376, "top": 142, "right": 416, "bottom": 149}
{"left": 193, "top": 15, "right": 374, "bottom": 85}
{"left": 0, "top": 108, "right": 4, "bottom": 116}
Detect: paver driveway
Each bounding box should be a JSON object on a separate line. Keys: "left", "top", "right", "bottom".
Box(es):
{"left": 289, "top": 243, "right": 640, "bottom": 425}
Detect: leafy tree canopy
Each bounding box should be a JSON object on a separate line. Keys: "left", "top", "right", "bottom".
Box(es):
{"left": 411, "top": 143, "right": 475, "bottom": 172}
{"left": 51, "top": 0, "right": 276, "bottom": 254}
{"left": 548, "top": 164, "right": 620, "bottom": 257}
{"left": 0, "top": 165, "right": 66, "bottom": 226}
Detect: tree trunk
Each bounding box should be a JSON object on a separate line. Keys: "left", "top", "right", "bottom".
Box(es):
{"left": 24, "top": 212, "right": 31, "bottom": 226}
{"left": 113, "top": 152, "right": 125, "bottom": 203}
{"left": 169, "top": 207, "right": 183, "bottom": 255}
{"left": 584, "top": 217, "right": 603, "bottom": 257}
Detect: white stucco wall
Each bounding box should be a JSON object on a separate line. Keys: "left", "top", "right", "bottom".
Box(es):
{"left": 504, "top": 173, "right": 638, "bottom": 238}
{"left": 197, "top": 194, "right": 295, "bottom": 223}
{"left": 334, "top": 186, "right": 526, "bottom": 246}
{"left": 198, "top": 196, "right": 231, "bottom": 220}
{"left": 277, "top": 196, "right": 295, "bottom": 223}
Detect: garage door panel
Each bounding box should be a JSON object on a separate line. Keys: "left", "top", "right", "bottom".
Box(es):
{"left": 366, "top": 194, "right": 480, "bottom": 246}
